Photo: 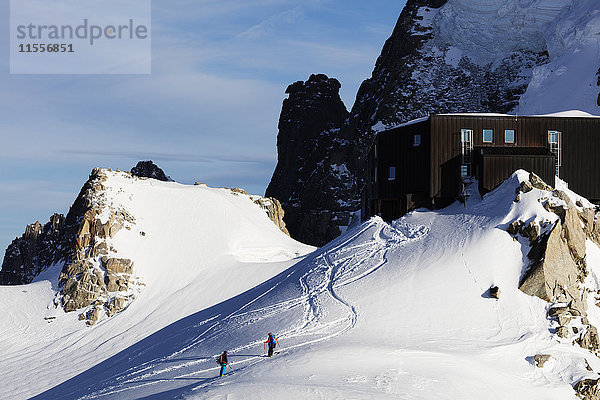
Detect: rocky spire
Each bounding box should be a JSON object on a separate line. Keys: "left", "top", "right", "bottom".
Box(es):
{"left": 266, "top": 74, "right": 360, "bottom": 246}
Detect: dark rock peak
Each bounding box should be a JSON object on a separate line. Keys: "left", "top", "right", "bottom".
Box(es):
{"left": 131, "top": 160, "right": 171, "bottom": 182}
{"left": 285, "top": 74, "right": 342, "bottom": 100}
{"left": 0, "top": 213, "right": 66, "bottom": 285}
{"left": 266, "top": 74, "right": 359, "bottom": 246}
{"left": 279, "top": 74, "right": 348, "bottom": 135}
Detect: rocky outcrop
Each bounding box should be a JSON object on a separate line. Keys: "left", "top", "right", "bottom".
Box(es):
{"left": 266, "top": 74, "right": 360, "bottom": 246}
{"left": 224, "top": 187, "right": 290, "bottom": 236}
{"left": 131, "top": 160, "right": 171, "bottom": 181}
{"left": 56, "top": 168, "right": 138, "bottom": 323}
{"left": 252, "top": 196, "right": 290, "bottom": 236}
{"left": 518, "top": 187, "right": 588, "bottom": 309}
{"left": 575, "top": 378, "right": 600, "bottom": 400}
{"left": 0, "top": 168, "right": 140, "bottom": 324}
{"left": 0, "top": 214, "right": 65, "bottom": 285}
{"left": 509, "top": 174, "right": 600, "bottom": 367}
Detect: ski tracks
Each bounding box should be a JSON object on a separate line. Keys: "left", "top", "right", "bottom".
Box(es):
{"left": 80, "top": 219, "right": 429, "bottom": 399}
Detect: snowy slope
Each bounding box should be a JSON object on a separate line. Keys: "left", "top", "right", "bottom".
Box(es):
{"left": 6, "top": 170, "right": 599, "bottom": 399}
{"left": 0, "top": 171, "right": 314, "bottom": 399}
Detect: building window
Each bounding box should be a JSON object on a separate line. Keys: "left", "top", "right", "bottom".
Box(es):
{"left": 548, "top": 130, "right": 559, "bottom": 143}
{"left": 461, "top": 129, "right": 472, "bottom": 142}
{"left": 460, "top": 165, "right": 469, "bottom": 178}
{"left": 388, "top": 166, "right": 396, "bottom": 180}
{"left": 505, "top": 129, "right": 515, "bottom": 143}
{"left": 483, "top": 129, "right": 494, "bottom": 143}
{"left": 413, "top": 134, "right": 421, "bottom": 146}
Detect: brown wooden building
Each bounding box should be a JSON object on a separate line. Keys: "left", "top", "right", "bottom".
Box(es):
{"left": 362, "top": 113, "right": 600, "bottom": 221}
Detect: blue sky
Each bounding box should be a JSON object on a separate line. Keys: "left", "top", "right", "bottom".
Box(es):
{"left": 0, "top": 0, "right": 405, "bottom": 258}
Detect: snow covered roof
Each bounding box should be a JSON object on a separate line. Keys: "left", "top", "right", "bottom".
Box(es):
{"left": 372, "top": 116, "right": 430, "bottom": 132}
{"left": 438, "top": 110, "right": 600, "bottom": 118}
{"left": 374, "top": 110, "right": 600, "bottom": 133}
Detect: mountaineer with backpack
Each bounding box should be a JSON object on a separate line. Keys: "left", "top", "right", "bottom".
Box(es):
{"left": 264, "top": 332, "right": 279, "bottom": 357}
{"left": 216, "top": 351, "right": 228, "bottom": 377}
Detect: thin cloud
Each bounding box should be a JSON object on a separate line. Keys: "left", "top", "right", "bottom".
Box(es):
{"left": 236, "top": 6, "right": 305, "bottom": 39}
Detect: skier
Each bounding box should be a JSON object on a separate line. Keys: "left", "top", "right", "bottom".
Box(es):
{"left": 264, "top": 332, "right": 279, "bottom": 357}
{"left": 216, "top": 351, "right": 228, "bottom": 377}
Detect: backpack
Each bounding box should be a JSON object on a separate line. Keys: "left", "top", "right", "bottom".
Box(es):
{"left": 215, "top": 355, "right": 222, "bottom": 364}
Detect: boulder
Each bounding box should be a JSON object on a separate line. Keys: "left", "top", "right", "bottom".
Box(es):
{"left": 533, "top": 354, "right": 551, "bottom": 368}
{"left": 489, "top": 286, "right": 500, "bottom": 299}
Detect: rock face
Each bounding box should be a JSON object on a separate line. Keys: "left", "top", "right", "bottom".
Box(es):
{"left": 266, "top": 74, "right": 360, "bottom": 246}
{"left": 0, "top": 168, "right": 139, "bottom": 324}
{"left": 131, "top": 160, "right": 171, "bottom": 181}
{"left": 519, "top": 190, "right": 587, "bottom": 311}
{"left": 268, "top": 0, "right": 600, "bottom": 246}
{"left": 0, "top": 214, "right": 65, "bottom": 285}
{"left": 251, "top": 196, "right": 290, "bottom": 236}
{"left": 55, "top": 169, "right": 138, "bottom": 322}
{"left": 510, "top": 174, "right": 600, "bottom": 365}
{"left": 224, "top": 187, "right": 291, "bottom": 236}
{"left": 575, "top": 378, "right": 600, "bottom": 400}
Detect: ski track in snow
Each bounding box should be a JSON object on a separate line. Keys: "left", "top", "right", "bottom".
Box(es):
{"left": 76, "top": 220, "right": 429, "bottom": 399}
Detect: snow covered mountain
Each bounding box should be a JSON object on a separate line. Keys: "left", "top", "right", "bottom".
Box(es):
{"left": 0, "top": 168, "right": 313, "bottom": 399}
{"left": 268, "top": 0, "right": 600, "bottom": 246}
{"left": 4, "top": 170, "right": 600, "bottom": 399}
{"left": 353, "top": 0, "right": 600, "bottom": 133}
